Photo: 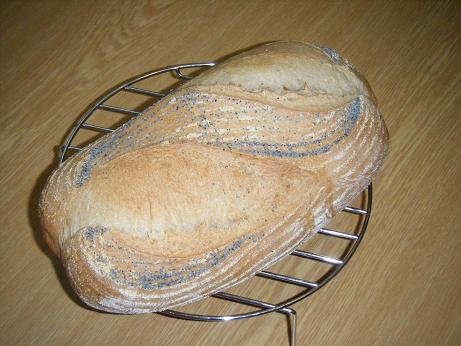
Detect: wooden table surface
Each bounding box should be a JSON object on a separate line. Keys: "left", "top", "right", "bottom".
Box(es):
{"left": 1, "top": 1, "right": 460, "bottom": 345}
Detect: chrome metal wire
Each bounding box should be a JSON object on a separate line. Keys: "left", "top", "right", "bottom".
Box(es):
{"left": 59, "top": 63, "right": 372, "bottom": 346}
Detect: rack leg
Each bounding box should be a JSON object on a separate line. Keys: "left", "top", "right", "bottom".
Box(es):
{"left": 212, "top": 292, "right": 298, "bottom": 345}
{"left": 281, "top": 307, "right": 297, "bottom": 346}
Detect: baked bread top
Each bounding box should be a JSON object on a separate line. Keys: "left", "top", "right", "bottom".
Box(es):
{"left": 39, "top": 41, "right": 388, "bottom": 313}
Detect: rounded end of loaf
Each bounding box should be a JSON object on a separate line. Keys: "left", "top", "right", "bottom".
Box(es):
{"left": 183, "top": 40, "right": 374, "bottom": 112}
{"left": 39, "top": 167, "right": 67, "bottom": 258}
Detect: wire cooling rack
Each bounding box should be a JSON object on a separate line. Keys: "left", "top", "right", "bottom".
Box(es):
{"left": 59, "top": 63, "right": 372, "bottom": 346}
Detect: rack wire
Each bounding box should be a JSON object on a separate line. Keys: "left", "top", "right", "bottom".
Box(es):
{"left": 59, "top": 63, "right": 372, "bottom": 346}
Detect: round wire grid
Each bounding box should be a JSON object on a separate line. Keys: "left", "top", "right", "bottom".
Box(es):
{"left": 59, "top": 62, "right": 372, "bottom": 329}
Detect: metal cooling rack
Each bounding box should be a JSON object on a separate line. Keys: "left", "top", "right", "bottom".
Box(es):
{"left": 59, "top": 63, "right": 372, "bottom": 346}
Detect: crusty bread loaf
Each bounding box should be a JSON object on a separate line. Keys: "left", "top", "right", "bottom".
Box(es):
{"left": 39, "top": 41, "right": 388, "bottom": 313}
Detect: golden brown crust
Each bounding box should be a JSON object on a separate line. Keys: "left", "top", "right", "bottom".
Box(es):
{"left": 40, "top": 41, "right": 388, "bottom": 313}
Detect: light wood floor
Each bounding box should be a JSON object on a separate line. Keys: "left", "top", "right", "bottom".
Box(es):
{"left": 1, "top": 1, "right": 460, "bottom": 345}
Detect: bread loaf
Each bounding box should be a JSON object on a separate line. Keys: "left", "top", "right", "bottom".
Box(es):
{"left": 39, "top": 41, "right": 389, "bottom": 313}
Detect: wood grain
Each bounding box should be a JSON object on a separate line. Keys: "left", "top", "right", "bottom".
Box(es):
{"left": 1, "top": 0, "right": 460, "bottom": 345}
